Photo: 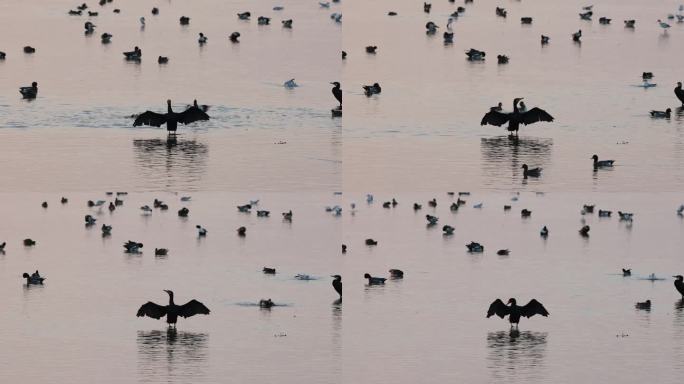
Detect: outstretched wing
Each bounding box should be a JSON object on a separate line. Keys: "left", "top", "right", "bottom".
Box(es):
{"left": 137, "top": 301, "right": 167, "bottom": 319}
{"left": 177, "top": 107, "right": 210, "bottom": 125}
{"left": 133, "top": 111, "right": 167, "bottom": 127}
{"left": 520, "top": 299, "right": 549, "bottom": 318}
{"left": 520, "top": 108, "right": 554, "bottom": 125}
{"left": 487, "top": 299, "right": 511, "bottom": 318}
{"left": 178, "top": 299, "right": 210, "bottom": 318}
{"left": 481, "top": 111, "right": 510, "bottom": 126}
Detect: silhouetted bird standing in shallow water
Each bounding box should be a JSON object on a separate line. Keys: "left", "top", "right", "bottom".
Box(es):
{"left": 331, "top": 82, "right": 342, "bottom": 108}
{"left": 481, "top": 98, "right": 553, "bottom": 135}
{"left": 487, "top": 298, "right": 549, "bottom": 327}
{"left": 332, "top": 275, "right": 342, "bottom": 298}
{"left": 137, "top": 290, "right": 210, "bottom": 326}
{"left": 133, "top": 100, "right": 210, "bottom": 134}
{"left": 674, "top": 275, "right": 684, "bottom": 298}
{"left": 675, "top": 82, "right": 684, "bottom": 106}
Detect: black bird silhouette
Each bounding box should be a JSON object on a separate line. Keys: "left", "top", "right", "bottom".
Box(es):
{"left": 137, "top": 290, "right": 210, "bottom": 326}
{"left": 133, "top": 100, "right": 209, "bottom": 134}
{"left": 675, "top": 82, "right": 684, "bottom": 106}
{"left": 674, "top": 275, "right": 684, "bottom": 298}
{"left": 487, "top": 298, "right": 549, "bottom": 327}
{"left": 481, "top": 98, "right": 554, "bottom": 135}
{"left": 332, "top": 275, "right": 342, "bottom": 297}
{"left": 331, "top": 82, "right": 342, "bottom": 108}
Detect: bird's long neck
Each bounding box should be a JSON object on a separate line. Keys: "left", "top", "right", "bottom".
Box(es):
{"left": 167, "top": 292, "right": 175, "bottom": 305}
{"left": 167, "top": 101, "right": 173, "bottom": 114}
{"left": 513, "top": 100, "right": 519, "bottom": 113}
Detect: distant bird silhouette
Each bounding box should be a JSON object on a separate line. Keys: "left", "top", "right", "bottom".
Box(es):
{"left": 198, "top": 33, "right": 207, "bottom": 44}
{"left": 230, "top": 32, "right": 241, "bottom": 42}
{"left": 466, "top": 241, "right": 484, "bottom": 252}
{"left": 263, "top": 267, "right": 276, "bottom": 274}
{"left": 657, "top": 19, "right": 671, "bottom": 32}
{"left": 389, "top": 269, "right": 404, "bottom": 278}
{"left": 19, "top": 82, "right": 38, "bottom": 99}
{"left": 650, "top": 108, "right": 671, "bottom": 118}
{"left": 443, "top": 225, "right": 455, "bottom": 235}
{"left": 23, "top": 271, "right": 45, "bottom": 285}
{"left": 540, "top": 226, "right": 549, "bottom": 237}
{"left": 332, "top": 275, "right": 342, "bottom": 297}
{"left": 365, "top": 273, "right": 386, "bottom": 284}
{"left": 521, "top": 209, "right": 532, "bottom": 218}
{"left": 84, "top": 21, "right": 96, "bottom": 34}
{"left": 180, "top": 16, "right": 190, "bottom": 25}
{"left": 101, "top": 224, "right": 112, "bottom": 235}
{"left": 237, "top": 226, "right": 246, "bottom": 236}
{"left": 424, "top": 2, "right": 431, "bottom": 13}
{"left": 522, "top": 164, "right": 542, "bottom": 178}
{"left": 487, "top": 298, "right": 549, "bottom": 327}
{"left": 521, "top": 17, "right": 533, "bottom": 24}
{"left": 674, "top": 275, "right": 684, "bottom": 297}
{"left": 366, "top": 46, "right": 377, "bottom": 54}
{"left": 331, "top": 82, "right": 342, "bottom": 108}
{"left": 137, "top": 290, "right": 210, "bottom": 325}
{"left": 24, "top": 239, "right": 36, "bottom": 246}
{"left": 237, "top": 12, "right": 251, "bottom": 20}
{"left": 124, "top": 241, "right": 143, "bottom": 253}
{"left": 497, "top": 249, "right": 510, "bottom": 255}
{"left": 101, "top": 33, "right": 112, "bottom": 43}
{"left": 259, "top": 299, "right": 274, "bottom": 308}
{"left": 675, "top": 82, "right": 684, "bottom": 106}
{"left": 282, "top": 19, "right": 293, "bottom": 28}
{"left": 258, "top": 16, "right": 270, "bottom": 25}
{"left": 618, "top": 211, "right": 633, "bottom": 221}
{"left": 623, "top": 268, "right": 631, "bottom": 276}
{"left": 541, "top": 35, "right": 550, "bottom": 44}
{"left": 599, "top": 17, "right": 611, "bottom": 24}
{"left": 0, "top": 51, "right": 5, "bottom": 59}
{"left": 152, "top": 7, "right": 159, "bottom": 15}
{"left": 592, "top": 154, "right": 614, "bottom": 168}
{"left": 481, "top": 98, "right": 553, "bottom": 135}
{"left": 133, "top": 100, "right": 209, "bottom": 134}
{"left": 598, "top": 209, "right": 612, "bottom": 217}
{"left": 363, "top": 83, "right": 381, "bottom": 96}
{"left": 158, "top": 56, "right": 169, "bottom": 64}
{"left": 155, "top": 248, "right": 168, "bottom": 256}
{"left": 624, "top": 20, "right": 635, "bottom": 28}
{"left": 496, "top": 7, "right": 507, "bottom": 18}
{"left": 465, "top": 48, "right": 485, "bottom": 61}
{"left": 635, "top": 300, "right": 651, "bottom": 310}
{"left": 365, "top": 238, "right": 378, "bottom": 246}
{"left": 497, "top": 55, "right": 509, "bottom": 64}
{"left": 196, "top": 225, "right": 207, "bottom": 236}
{"left": 579, "top": 225, "right": 590, "bottom": 237}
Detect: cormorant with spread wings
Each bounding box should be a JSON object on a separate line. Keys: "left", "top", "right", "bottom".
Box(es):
{"left": 133, "top": 99, "right": 210, "bottom": 134}
{"left": 481, "top": 98, "right": 554, "bottom": 135}
{"left": 137, "top": 290, "right": 210, "bottom": 326}
{"left": 487, "top": 298, "right": 549, "bottom": 327}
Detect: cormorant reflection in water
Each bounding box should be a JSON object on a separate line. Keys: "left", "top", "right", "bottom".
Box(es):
{"left": 487, "top": 330, "right": 547, "bottom": 381}
{"left": 137, "top": 328, "right": 208, "bottom": 381}
{"left": 480, "top": 136, "right": 553, "bottom": 180}
{"left": 132, "top": 137, "right": 208, "bottom": 187}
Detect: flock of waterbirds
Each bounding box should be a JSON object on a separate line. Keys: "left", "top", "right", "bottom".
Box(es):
{"left": 9, "top": 189, "right": 684, "bottom": 328}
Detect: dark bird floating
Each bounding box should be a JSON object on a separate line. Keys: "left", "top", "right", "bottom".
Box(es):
{"left": 365, "top": 273, "right": 386, "bottom": 284}
{"left": 465, "top": 48, "right": 485, "bottom": 61}
{"left": 158, "top": 56, "right": 169, "bottom": 64}
{"left": 598, "top": 209, "right": 612, "bottom": 217}
{"left": 624, "top": 20, "right": 635, "bottom": 28}
{"left": 623, "top": 268, "right": 631, "bottom": 276}
{"left": 365, "top": 238, "right": 378, "bottom": 246}
{"left": 230, "top": 32, "right": 241, "bottom": 43}
{"left": 487, "top": 298, "right": 549, "bottom": 327}
{"left": 497, "top": 55, "right": 509, "bottom": 64}
{"left": 521, "top": 164, "right": 542, "bottom": 178}
{"left": 332, "top": 275, "right": 342, "bottom": 297}
{"left": 263, "top": 267, "right": 276, "bottom": 274}
{"left": 521, "top": 17, "right": 533, "bottom": 24}
{"left": 133, "top": 100, "right": 209, "bottom": 134}
{"left": 180, "top": 16, "right": 190, "bottom": 25}
{"left": 389, "top": 269, "right": 404, "bottom": 278}
{"left": 363, "top": 83, "right": 381, "bottom": 96}
{"left": 365, "top": 46, "right": 377, "bottom": 54}
{"left": 101, "top": 33, "right": 112, "bottom": 43}
{"left": 237, "top": 12, "right": 251, "bottom": 20}
{"left": 282, "top": 19, "right": 293, "bottom": 28}
{"left": 541, "top": 35, "right": 550, "bottom": 44}
{"left": 423, "top": 2, "right": 431, "bottom": 13}
{"left": 579, "top": 225, "right": 590, "bottom": 237}
{"left": 674, "top": 275, "right": 684, "bottom": 298}
{"left": 123, "top": 46, "right": 141, "bottom": 61}
{"left": 155, "top": 248, "right": 168, "bottom": 256}
{"left": 23, "top": 46, "right": 36, "bottom": 54}
{"left": 466, "top": 241, "right": 484, "bottom": 253}
{"left": 19, "top": 82, "right": 38, "bottom": 99}
{"left": 137, "top": 290, "right": 210, "bottom": 325}
{"left": 497, "top": 249, "right": 510, "bottom": 256}
{"left": 23, "top": 271, "right": 45, "bottom": 285}
{"left": 650, "top": 108, "right": 671, "bottom": 118}
{"left": 496, "top": 7, "right": 507, "bottom": 18}
{"left": 599, "top": 17, "right": 611, "bottom": 24}
{"left": 592, "top": 154, "right": 615, "bottom": 168}
{"left": 675, "top": 82, "right": 684, "bottom": 106}
{"left": 635, "top": 300, "right": 651, "bottom": 310}
{"left": 572, "top": 30, "right": 582, "bottom": 42}
{"left": 480, "top": 98, "right": 554, "bottom": 135}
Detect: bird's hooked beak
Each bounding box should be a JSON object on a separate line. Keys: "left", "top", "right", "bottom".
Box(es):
{"left": 163, "top": 289, "right": 171, "bottom": 294}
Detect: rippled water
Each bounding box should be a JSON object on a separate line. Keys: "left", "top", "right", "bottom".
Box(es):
{"left": 2, "top": 0, "right": 684, "bottom": 383}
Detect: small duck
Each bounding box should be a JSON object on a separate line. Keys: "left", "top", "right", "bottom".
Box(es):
{"left": 424, "top": 2, "right": 431, "bottom": 13}
{"left": 522, "top": 164, "right": 542, "bottom": 178}
{"left": 282, "top": 19, "right": 293, "bottom": 28}
{"left": 657, "top": 19, "right": 671, "bottom": 31}
{"left": 108, "top": 202, "right": 115, "bottom": 212}
{"left": 473, "top": 203, "right": 483, "bottom": 209}
{"left": 442, "top": 225, "right": 455, "bottom": 235}
{"left": 572, "top": 30, "right": 582, "bottom": 42}
{"left": 85, "top": 215, "right": 97, "bottom": 225}
{"left": 450, "top": 202, "right": 459, "bottom": 211}
{"left": 229, "top": 32, "right": 241, "bottom": 43}
{"left": 465, "top": 48, "right": 485, "bottom": 61}
{"left": 635, "top": 300, "right": 651, "bottom": 310}
{"left": 425, "top": 21, "right": 439, "bottom": 34}
{"left": 366, "top": 194, "right": 374, "bottom": 203}
{"left": 496, "top": 7, "right": 507, "bottom": 17}
{"left": 19, "top": 82, "right": 38, "bottom": 99}
{"left": 642, "top": 72, "right": 654, "bottom": 80}
{"left": 101, "top": 33, "right": 112, "bottom": 43}
{"left": 521, "top": 209, "right": 532, "bottom": 217}
{"left": 139, "top": 17, "right": 145, "bottom": 27}
{"left": 295, "top": 274, "right": 314, "bottom": 280}
{"left": 582, "top": 204, "right": 595, "bottom": 214}
{"left": 24, "top": 239, "right": 36, "bottom": 246}
{"left": 413, "top": 203, "right": 422, "bottom": 210}
{"left": 365, "top": 46, "right": 377, "bottom": 54}
{"left": 342, "top": 244, "right": 347, "bottom": 253}
{"left": 362, "top": 83, "right": 381, "bottom": 96}
{"left": 198, "top": 33, "right": 207, "bottom": 44}
{"left": 178, "top": 207, "right": 189, "bottom": 217}
{"left": 330, "top": 13, "right": 342, "bottom": 23}
{"left": 123, "top": 46, "right": 141, "bottom": 61}
{"left": 101, "top": 224, "right": 112, "bottom": 235}
{"left": 540, "top": 226, "right": 549, "bottom": 237}
{"left": 0, "top": 51, "right": 5, "bottom": 59}
{"left": 541, "top": 35, "right": 550, "bottom": 44}
{"left": 257, "top": 210, "right": 270, "bottom": 217}
{"left": 68, "top": 10, "right": 82, "bottom": 15}
{"left": 263, "top": 267, "right": 276, "bottom": 274}
{"left": 341, "top": 50, "right": 347, "bottom": 59}
{"left": 180, "top": 196, "right": 192, "bottom": 202}
{"left": 237, "top": 226, "right": 247, "bottom": 236}
{"left": 521, "top": 17, "right": 533, "bottom": 24}
{"left": 237, "top": 12, "right": 251, "bottom": 20}
{"left": 84, "top": 21, "right": 96, "bottom": 34}
{"left": 155, "top": 248, "right": 168, "bottom": 256}
{"left": 426, "top": 214, "right": 439, "bottom": 225}
{"left": 622, "top": 268, "right": 631, "bottom": 276}
{"left": 179, "top": 16, "right": 190, "bottom": 25}
{"left": 598, "top": 209, "right": 612, "bottom": 217}
{"left": 392, "top": 198, "right": 398, "bottom": 207}
{"left": 388, "top": 11, "right": 397, "bottom": 16}
{"left": 320, "top": 2, "right": 331, "bottom": 8}
{"left": 158, "top": 56, "right": 169, "bottom": 64}
{"left": 579, "top": 225, "right": 590, "bottom": 237}
{"left": 442, "top": 32, "right": 454, "bottom": 44}
{"left": 497, "top": 55, "right": 509, "bottom": 64}
{"left": 624, "top": 19, "right": 635, "bottom": 28}
{"left": 365, "top": 238, "right": 378, "bottom": 246}
{"left": 592, "top": 154, "right": 615, "bottom": 168}
{"left": 23, "top": 271, "right": 45, "bottom": 285}
{"left": 77, "top": 3, "right": 88, "bottom": 10}
{"left": 490, "top": 102, "right": 503, "bottom": 112}
{"left": 677, "top": 205, "right": 684, "bottom": 216}
{"left": 282, "top": 210, "right": 293, "bottom": 221}
{"left": 503, "top": 205, "right": 511, "bottom": 211}
{"left": 579, "top": 11, "right": 592, "bottom": 20}
{"left": 618, "top": 211, "right": 633, "bottom": 221}
{"left": 650, "top": 108, "right": 671, "bottom": 118}
{"left": 599, "top": 17, "right": 611, "bottom": 24}
{"left": 365, "top": 273, "right": 387, "bottom": 284}
{"left": 41, "top": 201, "right": 48, "bottom": 208}
{"left": 284, "top": 79, "right": 298, "bottom": 88}
{"left": 259, "top": 299, "right": 274, "bottom": 308}
{"left": 140, "top": 205, "right": 152, "bottom": 214}
{"left": 237, "top": 204, "right": 252, "bottom": 213}
{"left": 389, "top": 269, "right": 404, "bottom": 278}
{"left": 196, "top": 225, "right": 207, "bottom": 236}
{"left": 0, "top": 242, "right": 5, "bottom": 251}
{"left": 113, "top": 9, "right": 120, "bottom": 14}
{"left": 466, "top": 242, "right": 484, "bottom": 253}
{"left": 151, "top": 7, "right": 159, "bottom": 15}
{"left": 123, "top": 241, "right": 143, "bottom": 253}
{"left": 497, "top": 249, "right": 510, "bottom": 256}
{"left": 428, "top": 198, "right": 437, "bottom": 207}
{"left": 153, "top": 199, "right": 164, "bottom": 208}
{"left": 257, "top": 16, "right": 270, "bottom": 25}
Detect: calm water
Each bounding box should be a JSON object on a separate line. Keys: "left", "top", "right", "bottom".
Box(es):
{"left": 2, "top": 0, "right": 684, "bottom": 383}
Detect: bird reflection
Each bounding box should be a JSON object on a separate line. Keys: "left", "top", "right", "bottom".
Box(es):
{"left": 132, "top": 137, "right": 208, "bottom": 189}
{"left": 487, "top": 330, "right": 547, "bottom": 381}
{"left": 674, "top": 299, "right": 684, "bottom": 323}
{"left": 480, "top": 136, "right": 553, "bottom": 181}
{"left": 137, "top": 328, "right": 208, "bottom": 383}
